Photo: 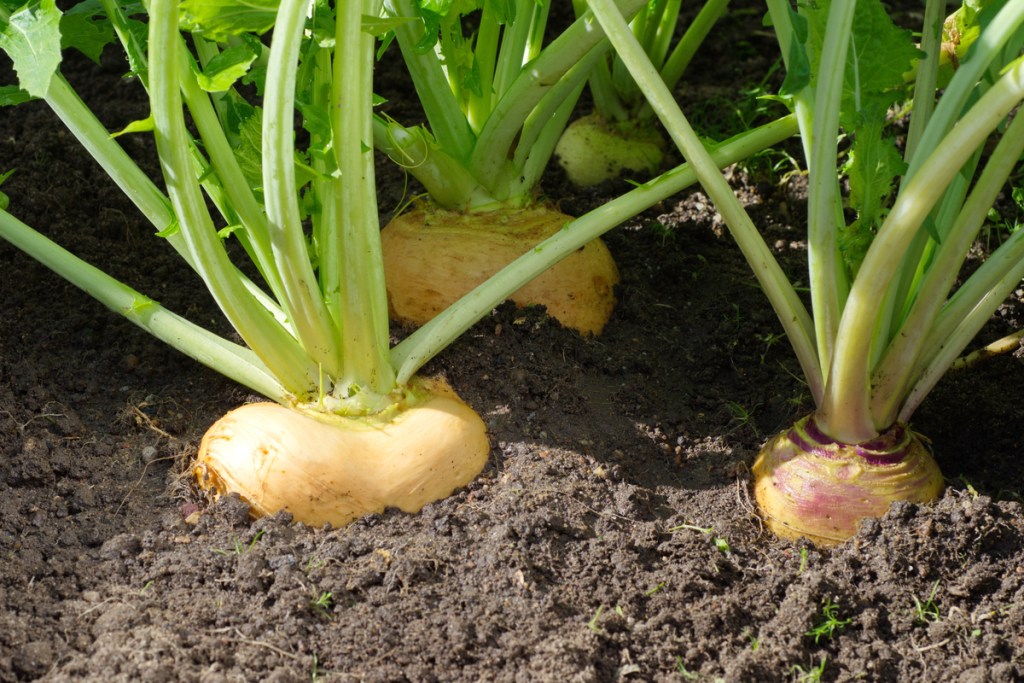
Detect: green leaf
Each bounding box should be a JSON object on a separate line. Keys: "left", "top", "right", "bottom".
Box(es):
{"left": 802, "top": 0, "right": 920, "bottom": 129}
{"left": 838, "top": 1, "right": 920, "bottom": 129}
{"left": 0, "top": 84, "right": 34, "bottom": 106}
{"left": 178, "top": 0, "right": 279, "bottom": 41}
{"left": 59, "top": 4, "right": 115, "bottom": 63}
{"left": 363, "top": 14, "right": 414, "bottom": 37}
{"left": 195, "top": 43, "right": 258, "bottom": 92}
{"left": 217, "top": 223, "right": 244, "bottom": 239}
{"left": 778, "top": 5, "right": 810, "bottom": 99}
{"left": 0, "top": 0, "right": 63, "bottom": 98}
{"left": 155, "top": 219, "right": 181, "bottom": 238}
{"left": 110, "top": 115, "right": 154, "bottom": 137}
{"left": 840, "top": 113, "right": 907, "bottom": 271}
{"left": 233, "top": 107, "right": 265, "bottom": 196}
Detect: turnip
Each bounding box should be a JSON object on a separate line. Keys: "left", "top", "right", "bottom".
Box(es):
{"left": 381, "top": 205, "right": 618, "bottom": 335}
{"left": 590, "top": 0, "right": 1024, "bottom": 544}
{"left": 194, "top": 379, "right": 489, "bottom": 527}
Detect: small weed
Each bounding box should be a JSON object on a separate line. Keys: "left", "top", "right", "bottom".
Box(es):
{"left": 912, "top": 581, "right": 942, "bottom": 625}
{"left": 805, "top": 597, "right": 851, "bottom": 643}
{"left": 741, "top": 628, "right": 760, "bottom": 652}
{"left": 982, "top": 187, "right": 1024, "bottom": 250}
{"left": 587, "top": 606, "right": 604, "bottom": 633}
{"left": 648, "top": 221, "right": 675, "bottom": 246}
{"left": 212, "top": 529, "right": 265, "bottom": 556}
{"left": 670, "top": 523, "right": 732, "bottom": 554}
{"left": 675, "top": 656, "right": 699, "bottom": 681}
{"left": 644, "top": 581, "right": 666, "bottom": 596}
{"left": 791, "top": 656, "right": 827, "bottom": 682}
{"left": 956, "top": 475, "right": 980, "bottom": 498}
{"left": 309, "top": 590, "right": 334, "bottom": 619}
{"left": 724, "top": 400, "right": 760, "bottom": 438}
{"left": 757, "top": 331, "right": 787, "bottom": 364}
{"left": 798, "top": 547, "right": 808, "bottom": 575}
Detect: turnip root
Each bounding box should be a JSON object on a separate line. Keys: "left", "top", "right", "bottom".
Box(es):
{"left": 381, "top": 205, "right": 619, "bottom": 335}
{"left": 554, "top": 113, "right": 665, "bottom": 188}
{"left": 193, "top": 379, "right": 489, "bottom": 527}
{"left": 752, "top": 414, "right": 944, "bottom": 546}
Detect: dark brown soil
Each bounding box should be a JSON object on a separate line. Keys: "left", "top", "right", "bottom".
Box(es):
{"left": 2, "top": 6, "right": 1023, "bottom": 682}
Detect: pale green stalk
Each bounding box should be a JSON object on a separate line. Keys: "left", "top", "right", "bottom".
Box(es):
{"left": 902, "top": 228, "right": 1024, "bottom": 421}
{"left": 888, "top": 1, "right": 1024, "bottom": 318}
{"left": 43, "top": 76, "right": 173, "bottom": 238}
{"left": 511, "top": 47, "right": 609, "bottom": 194}
{"left": 650, "top": 0, "right": 729, "bottom": 109}
{"left": 466, "top": 0, "right": 648, "bottom": 194}
{"left": 819, "top": 59, "right": 1024, "bottom": 442}
{"left": 902, "top": 0, "right": 945, "bottom": 163}
{"left": 176, "top": 41, "right": 287, "bottom": 308}
{"left": 764, "top": 0, "right": 817, "bottom": 166}
{"left": 467, "top": 3, "right": 500, "bottom": 130}
{"left": 261, "top": 0, "right": 341, "bottom": 378}
{"left": 804, "top": 0, "right": 855, "bottom": 383}
{"left": 330, "top": 0, "right": 396, "bottom": 400}
{"left": 39, "top": 49, "right": 289, "bottom": 331}
{"left": 384, "top": 0, "right": 476, "bottom": 159}
{"left": 371, "top": 122, "right": 494, "bottom": 208}
{"left": 149, "top": 0, "right": 318, "bottom": 394}
{"left": 871, "top": 106, "right": 1024, "bottom": 427}
{"left": 493, "top": 0, "right": 548, "bottom": 106}
{"left": 378, "top": 0, "right": 646, "bottom": 208}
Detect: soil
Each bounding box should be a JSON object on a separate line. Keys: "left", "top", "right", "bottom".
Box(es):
{"left": 2, "top": 5, "right": 1023, "bottom": 682}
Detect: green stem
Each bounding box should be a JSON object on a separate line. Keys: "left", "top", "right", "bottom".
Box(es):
{"left": 871, "top": 106, "right": 1024, "bottom": 427}
{"left": 391, "top": 114, "right": 800, "bottom": 384}
{"left": 516, "top": 77, "right": 589, "bottom": 199}
{"left": 764, "top": 0, "right": 817, "bottom": 167}
{"left": 176, "top": 39, "right": 286, "bottom": 307}
{"left": 493, "top": 1, "right": 546, "bottom": 105}
{"left": 372, "top": 120, "right": 498, "bottom": 209}
{"left": 468, "top": 2, "right": 501, "bottom": 130}
{"left": 902, "top": 0, "right": 945, "bottom": 164}
{"left": 310, "top": 43, "right": 341, "bottom": 332}
{"left": 901, "top": 227, "right": 1024, "bottom": 423}
{"left": 330, "top": 0, "right": 395, "bottom": 401}
{"left": 905, "top": 1, "right": 1024, "bottom": 182}
{"left": 574, "top": 0, "right": 628, "bottom": 122}
{"left": 585, "top": 0, "right": 823, "bottom": 402}
{"left": 384, "top": 0, "right": 476, "bottom": 161}
{"left": 261, "top": 0, "right": 342, "bottom": 378}
{"left": 820, "top": 58, "right": 1024, "bottom": 442}
{"left": 645, "top": 0, "right": 681, "bottom": 70}
{"left": 43, "top": 76, "right": 172, "bottom": 238}
{"left": 887, "top": 1, "right": 1024, "bottom": 319}
{"left": 149, "top": 0, "right": 318, "bottom": 395}
{"left": 42, "top": 65, "right": 289, "bottom": 330}
{"left": 510, "top": 43, "right": 610, "bottom": 200}
{"left": 805, "top": 0, "right": 855, "bottom": 387}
